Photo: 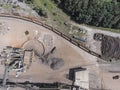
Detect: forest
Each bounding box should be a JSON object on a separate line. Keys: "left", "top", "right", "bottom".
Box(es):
{"left": 54, "top": 0, "right": 120, "bottom": 29}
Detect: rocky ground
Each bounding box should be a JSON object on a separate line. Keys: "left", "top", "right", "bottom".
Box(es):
{"left": 0, "top": 0, "right": 39, "bottom": 18}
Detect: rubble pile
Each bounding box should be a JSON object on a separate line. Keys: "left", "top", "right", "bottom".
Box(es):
{"left": 101, "top": 36, "right": 120, "bottom": 60}
{"left": 0, "top": 0, "right": 39, "bottom": 18}
{"left": 0, "top": 46, "right": 27, "bottom": 77}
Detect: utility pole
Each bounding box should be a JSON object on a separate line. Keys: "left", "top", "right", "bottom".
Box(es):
{"left": 2, "top": 64, "right": 9, "bottom": 90}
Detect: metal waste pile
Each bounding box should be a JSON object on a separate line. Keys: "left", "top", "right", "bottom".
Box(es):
{"left": 0, "top": 46, "right": 27, "bottom": 77}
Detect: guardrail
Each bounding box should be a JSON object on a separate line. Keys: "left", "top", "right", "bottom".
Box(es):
{"left": 0, "top": 13, "right": 103, "bottom": 60}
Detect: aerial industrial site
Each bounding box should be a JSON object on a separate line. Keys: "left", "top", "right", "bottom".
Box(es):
{"left": 0, "top": 0, "right": 120, "bottom": 90}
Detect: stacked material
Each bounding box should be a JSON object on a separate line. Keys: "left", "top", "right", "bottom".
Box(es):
{"left": 101, "top": 36, "right": 120, "bottom": 60}
{"left": 0, "top": 46, "right": 26, "bottom": 77}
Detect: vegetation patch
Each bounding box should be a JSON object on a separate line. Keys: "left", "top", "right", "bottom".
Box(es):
{"left": 56, "top": 0, "right": 120, "bottom": 29}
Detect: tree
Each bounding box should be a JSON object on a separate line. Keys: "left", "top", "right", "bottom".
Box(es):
{"left": 58, "top": 0, "right": 120, "bottom": 29}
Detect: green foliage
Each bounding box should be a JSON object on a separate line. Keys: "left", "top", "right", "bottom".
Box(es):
{"left": 33, "top": 6, "right": 48, "bottom": 18}
{"left": 53, "top": 0, "right": 61, "bottom": 4}
{"left": 58, "top": 0, "right": 120, "bottom": 29}
{"left": 33, "top": 6, "right": 40, "bottom": 13}
{"left": 38, "top": 8, "right": 48, "bottom": 18}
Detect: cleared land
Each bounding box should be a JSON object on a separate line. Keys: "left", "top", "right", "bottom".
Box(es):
{"left": 0, "top": 17, "right": 120, "bottom": 90}
{"left": 0, "top": 17, "right": 95, "bottom": 84}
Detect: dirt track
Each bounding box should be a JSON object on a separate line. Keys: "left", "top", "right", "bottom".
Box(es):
{"left": 101, "top": 35, "right": 120, "bottom": 60}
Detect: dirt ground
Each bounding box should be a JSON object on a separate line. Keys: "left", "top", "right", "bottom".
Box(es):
{"left": 71, "top": 21, "right": 120, "bottom": 90}
{"left": 0, "top": 17, "right": 95, "bottom": 82}
{"left": 0, "top": 17, "right": 120, "bottom": 90}
{"left": 71, "top": 21, "right": 120, "bottom": 55}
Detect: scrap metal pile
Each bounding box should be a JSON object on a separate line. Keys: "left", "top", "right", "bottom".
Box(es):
{"left": 0, "top": 46, "right": 27, "bottom": 77}
{"left": 94, "top": 33, "right": 120, "bottom": 61}
{"left": 0, "top": 45, "right": 64, "bottom": 78}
